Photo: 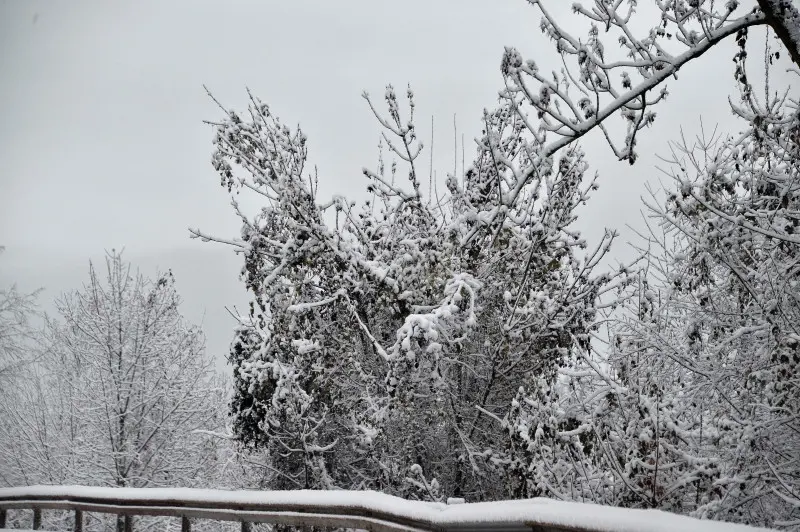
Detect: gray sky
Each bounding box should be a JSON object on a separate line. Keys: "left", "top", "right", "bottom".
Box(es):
{"left": 1, "top": 1, "right": 793, "bottom": 370}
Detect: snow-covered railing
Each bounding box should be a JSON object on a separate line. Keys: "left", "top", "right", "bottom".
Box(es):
{"left": 0, "top": 485, "right": 774, "bottom": 532}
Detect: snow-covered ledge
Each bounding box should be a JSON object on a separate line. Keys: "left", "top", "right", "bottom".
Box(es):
{"left": 0, "top": 485, "right": 776, "bottom": 532}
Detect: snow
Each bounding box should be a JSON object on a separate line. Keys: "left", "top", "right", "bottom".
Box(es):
{"left": 0, "top": 485, "right": 776, "bottom": 532}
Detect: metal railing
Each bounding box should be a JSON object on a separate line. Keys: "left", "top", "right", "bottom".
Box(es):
{"left": 0, "top": 485, "right": 773, "bottom": 532}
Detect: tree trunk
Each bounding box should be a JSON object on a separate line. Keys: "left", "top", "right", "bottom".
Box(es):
{"left": 758, "top": 0, "right": 800, "bottom": 67}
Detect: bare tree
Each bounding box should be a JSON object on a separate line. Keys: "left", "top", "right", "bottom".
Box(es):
{"left": 0, "top": 251, "right": 226, "bottom": 531}
{"left": 0, "top": 248, "right": 41, "bottom": 382}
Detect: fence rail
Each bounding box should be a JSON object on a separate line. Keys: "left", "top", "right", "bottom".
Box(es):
{"left": 0, "top": 485, "right": 774, "bottom": 532}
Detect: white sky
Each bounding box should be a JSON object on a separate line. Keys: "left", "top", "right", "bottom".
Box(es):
{"left": 1, "top": 0, "right": 793, "bottom": 370}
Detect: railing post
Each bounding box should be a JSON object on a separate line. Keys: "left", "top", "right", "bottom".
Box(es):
{"left": 74, "top": 509, "right": 83, "bottom": 532}
{"left": 241, "top": 521, "right": 251, "bottom": 532}
{"left": 33, "top": 508, "right": 42, "bottom": 529}
{"left": 124, "top": 514, "right": 133, "bottom": 532}
{"left": 0, "top": 509, "right": 6, "bottom": 528}
{"left": 181, "top": 516, "right": 191, "bottom": 532}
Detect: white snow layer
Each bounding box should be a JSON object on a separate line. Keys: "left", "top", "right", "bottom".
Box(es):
{"left": 0, "top": 485, "right": 776, "bottom": 531}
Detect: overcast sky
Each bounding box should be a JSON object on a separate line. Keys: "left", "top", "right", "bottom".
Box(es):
{"left": 1, "top": 0, "right": 792, "bottom": 371}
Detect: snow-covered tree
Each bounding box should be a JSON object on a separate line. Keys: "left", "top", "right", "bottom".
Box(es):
{"left": 641, "top": 94, "right": 797, "bottom": 525}
{"left": 48, "top": 252, "right": 222, "bottom": 488}
{"left": 500, "top": 0, "right": 799, "bottom": 162}
{"left": 0, "top": 252, "right": 226, "bottom": 531}
{"left": 451, "top": 0, "right": 796, "bottom": 249}
{"left": 194, "top": 80, "right": 633, "bottom": 501}
{"left": 193, "top": 0, "right": 799, "bottom": 528}
{"left": 0, "top": 249, "right": 45, "bottom": 489}
{"left": 0, "top": 249, "right": 40, "bottom": 383}
{"left": 546, "top": 54, "right": 800, "bottom": 527}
